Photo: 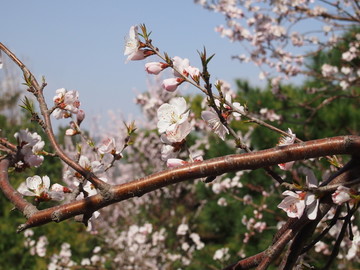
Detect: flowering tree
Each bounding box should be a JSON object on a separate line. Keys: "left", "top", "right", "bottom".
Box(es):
{"left": 0, "top": 1, "right": 360, "bottom": 269}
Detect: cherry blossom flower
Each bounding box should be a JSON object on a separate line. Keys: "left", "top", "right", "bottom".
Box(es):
{"left": 124, "top": 25, "right": 146, "bottom": 62}
{"left": 161, "top": 120, "right": 192, "bottom": 144}
{"left": 176, "top": 223, "right": 189, "bottom": 236}
{"left": 79, "top": 155, "right": 104, "bottom": 175}
{"left": 52, "top": 88, "right": 81, "bottom": 119}
{"left": 161, "top": 144, "right": 178, "bottom": 161}
{"left": 213, "top": 247, "right": 230, "bottom": 261}
{"left": 172, "top": 56, "right": 191, "bottom": 77}
{"left": 217, "top": 197, "right": 228, "bottom": 206}
{"left": 157, "top": 97, "right": 189, "bottom": 133}
{"left": 160, "top": 56, "right": 200, "bottom": 91}
{"left": 14, "top": 129, "right": 45, "bottom": 168}
{"left": 98, "top": 137, "right": 116, "bottom": 154}
{"left": 278, "top": 170, "right": 319, "bottom": 220}
{"left": 277, "top": 128, "right": 296, "bottom": 170}
{"left": 189, "top": 233, "right": 204, "bottom": 250}
{"left": 17, "top": 175, "right": 66, "bottom": 202}
{"left": 321, "top": 64, "right": 338, "bottom": 77}
{"left": 278, "top": 190, "right": 306, "bottom": 219}
{"left": 331, "top": 186, "right": 352, "bottom": 205}
{"left": 346, "top": 229, "right": 360, "bottom": 260}
{"left": 35, "top": 236, "right": 48, "bottom": 257}
{"left": 201, "top": 109, "right": 229, "bottom": 140}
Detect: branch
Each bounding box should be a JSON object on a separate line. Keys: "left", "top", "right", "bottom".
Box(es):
{"left": 0, "top": 159, "right": 38, "bottom": 218}
{"left": 11, "top": 135, "right": 360, "bottom": 231}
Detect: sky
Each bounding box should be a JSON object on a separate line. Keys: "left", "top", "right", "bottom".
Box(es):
{"left": 0, "top": 0, "right": 263, "bottom": 129}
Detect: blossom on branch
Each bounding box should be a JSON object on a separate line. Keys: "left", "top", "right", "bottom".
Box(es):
{"left": 52, "top": 88, "right": 81, "bottom": 119}
{"left": 278, "top": 170, "right": 319, "bottom": 220}
{"left": 162, "top": 77, "right": 185, "bottom": 92}
{"left": 17, "top": 175, "right": 68, "bottom": 202}
{"left": 14, "top": 129, "right": 45, "bottom": 168}
{"left": 161, "top": 121, "right": 192, "bottom": 144}
{"left": 124, "top": 25, "right": 147, "bottom": 62}
{"left": 157, "top": 97, "right": 189, "bottom": 133}
{"left": 145, "top": 62, "right": 169, "bottom": 75}
{"left": 201, "top": 109, "right": 229, "bottom": 140}
{"left": 331, "top": 186, "right": 354, "bottom": 205}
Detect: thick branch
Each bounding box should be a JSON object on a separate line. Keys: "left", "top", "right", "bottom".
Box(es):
{"left": 0, "top": 159, "right": 38, "bottom": 218}
{"left": 14, "top": 135, "right": 360, "bottom": 231}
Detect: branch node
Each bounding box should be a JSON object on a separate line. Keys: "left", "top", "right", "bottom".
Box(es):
{"left": 51, "top": 210, "right": 62, "bottom": 223}
{"left": 23, "top": 204, "right": 38, "bottom": 219}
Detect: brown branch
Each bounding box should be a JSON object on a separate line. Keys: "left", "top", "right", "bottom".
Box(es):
{"left": 294, "top": 6, "right": 360, "bottom": 23}
{"left": 0, "top": 159, "right": 38, "bottom": 218}
{"left": 12, "top": 135, "right": 360, "bottom": 231}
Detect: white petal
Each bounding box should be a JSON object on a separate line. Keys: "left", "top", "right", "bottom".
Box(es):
{"left": 17, "top": 182, "right": 36, "bottom": 196}
{"left": 26, "top": 175, "right": 42, "bottom": 190}
{"left": 306, "top": 199, "right": 319, "bottom": 220}
{"left": 170, "top": 97, "right": 187, "bottom": 115}
{"left": 42, "top": 176, "right": 51, "bottom": 189}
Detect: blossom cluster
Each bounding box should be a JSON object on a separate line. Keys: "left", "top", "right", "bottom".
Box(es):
{"left": 196, "top": 0, "right": 360, "bottom": 92}
{"left": 52, "top": 88, "right": 84, "bottom": 135}
{"left": 14, "top": 129, "right": 45, "bottom": 168}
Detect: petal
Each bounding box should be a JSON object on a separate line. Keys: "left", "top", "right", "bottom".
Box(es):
{"left": 26, "top": 175, "right": 42, "bottom": 190}
{"left": 169, "top": 97, "right": 187, "bottom": 115}
{"left": 201, "top": 110, "right": 216, "bottom": 121}
{"left": 42, "top": 176, "right": 51, "bottom": 189}
{"left": 306, "top": 199, "right": 319, "bottom": 220}
{"left": 306, "top": 170, "right": 318, "bottom": 187}
{"left": 17, "top": 182, "right": 36, "bottom": 196}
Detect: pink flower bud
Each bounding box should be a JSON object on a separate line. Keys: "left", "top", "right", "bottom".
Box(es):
{"left": 145, "top": 62, "right": 169, "bottom": 75}
{"left": 76, "top": 109, "right": 85, "bottom": 125}
{"left": 162, "top": 78, "right": 185, "bottom": 92}
{"left": 166, "top": 158, "right": 187, "bottom": 168}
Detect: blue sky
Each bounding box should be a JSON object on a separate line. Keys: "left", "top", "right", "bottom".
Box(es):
{"left": 0, "top": 0, "right": 263, "bottom": 128}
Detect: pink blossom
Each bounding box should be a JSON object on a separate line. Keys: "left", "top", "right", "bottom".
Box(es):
{"left": 98, "top": 137, "right": 116, "bottom": 154}
{"left": 145, "top": 62, "right": 169, "bottom": 75}
{"left": 278, "top": 190, "right": 306, "bottom": 219}
{"left": 162, "top": 77, "right": 184, "bottom": 92}
{"left": 176, "top": 223, "right": 189, "bottom": 235}
{"left": 321, "top": 64, "right": 338, "bottom": 77}
{"left": 172, "top": 56, "right": 191, "bottom": 77}
{"left": 17, "top": 175, "right": 66, "bottom": 201}
{"left": 213, "top": 247, "right": 230, "bottom": 261}
{"left": 124, "top": 25, "right": 146, "bottom": 62}
{"left": 14, "top": 129, "right": 45, "bottom": 168}
{"left": 157, "top": 97, "right": 189, "bottom": 133}
{"left": 278, "top": 171, "right": 319, "bottom": 220}
{"left": 161, "top": 121, "right": 192, "bottom": 144}
{"left": 201, "top": 109, "right": 229, "bottom": 140}
{"left": 166, "top": 158, "right": 187, "bottom": 168}
{"left": 332, "top": 186, "right": 352, "bottom": 205}
{"left": 52, "top": 88, "right": 81, "bottom": 119}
